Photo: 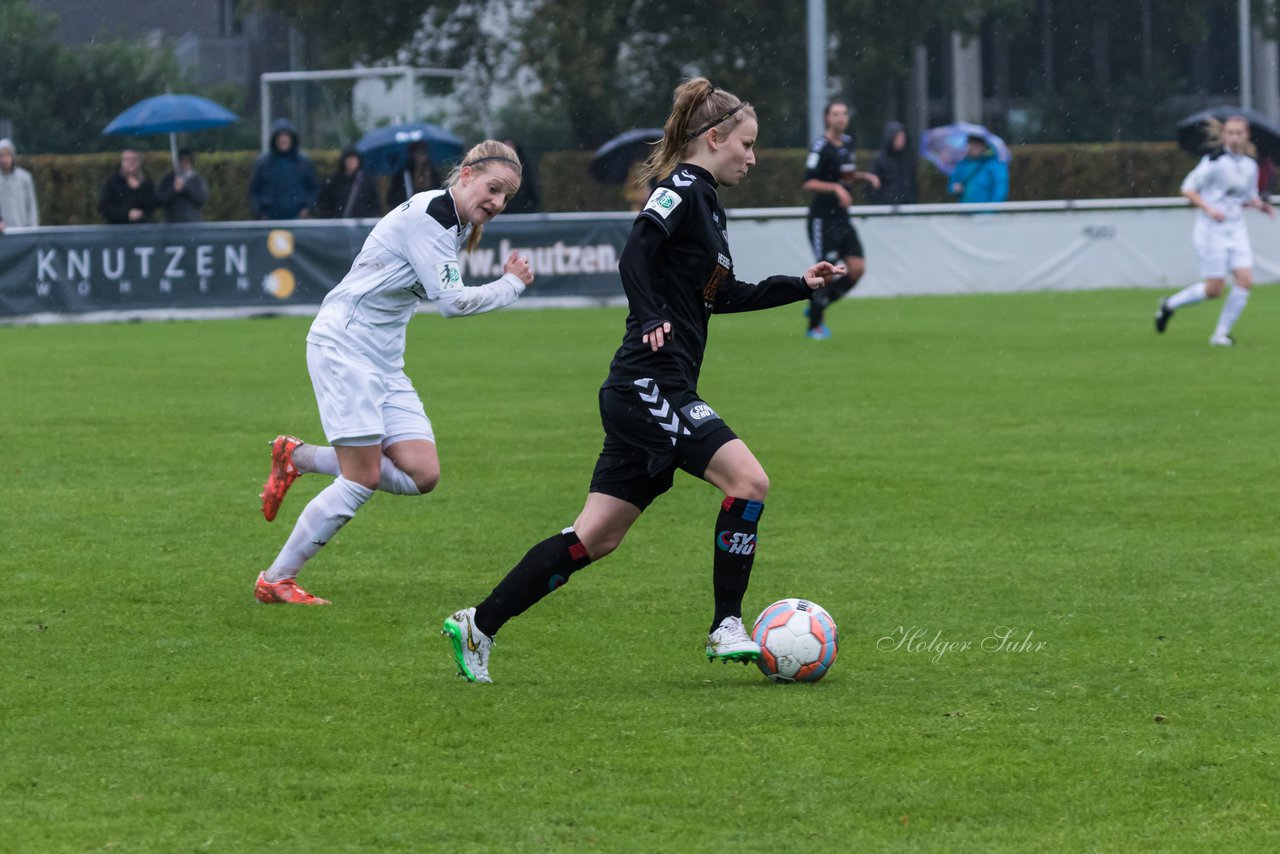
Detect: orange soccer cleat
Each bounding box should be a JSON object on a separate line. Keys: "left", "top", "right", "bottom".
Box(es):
{"left": 254, "top": 572, "right": 331, "bottom": 605}
{"left": 260, "top": 435, "right": 303, "bottom": 522}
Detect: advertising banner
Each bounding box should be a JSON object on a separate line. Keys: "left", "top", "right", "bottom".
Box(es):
{"left": 0, "top": 216, "right": 633, "bottom": 319}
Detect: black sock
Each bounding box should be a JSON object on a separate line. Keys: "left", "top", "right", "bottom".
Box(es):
{"left": 711, "top": 497, "right": 764, "bottom": 632}
{"left": 809, "top": 275, "right": 856, "bottom": 328}
{"left": 474, "top": 528, "right": 592, "bottom": 637}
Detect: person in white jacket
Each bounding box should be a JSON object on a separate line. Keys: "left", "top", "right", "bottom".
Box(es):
{"left": 0, "top": 139, "right": 39, "bottom": 230}
{"left": 254, "top": 139, "right": 535, "bottom": 605}
{"left": 1156, "top": 116, "right": 1274, "bottom": 346}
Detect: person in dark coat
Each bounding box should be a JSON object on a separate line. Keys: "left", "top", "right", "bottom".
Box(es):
{"left": 867, "top": 121, "right": 918, "bottom": 205}
{"left": 156, "top": 149, "right": 210, "bottom": 223}
{"left": 500, "top": 138, "right": 541, "bottom": 213}
{"left": 385, "top": 140, "right": 442, "bottom": 208}
{"left": 249, "top": 118, "right": 319, "bottom": 220}
{"left": 316, "top": 148, "right": 382, "bottom": 219}
{"left": 99, "top": 149, "right": 157, "bottom": 224}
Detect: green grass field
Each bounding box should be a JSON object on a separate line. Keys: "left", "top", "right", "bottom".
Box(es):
{"left": 3, "top": 288, "right": 1279, "bottom": 852}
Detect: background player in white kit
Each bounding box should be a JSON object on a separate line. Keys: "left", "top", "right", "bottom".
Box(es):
{"left": 1155, "top": 116, "right": 1274, "bottom": 346}
{"left": 254, "top": 140, "right": 535, "bottom": 605}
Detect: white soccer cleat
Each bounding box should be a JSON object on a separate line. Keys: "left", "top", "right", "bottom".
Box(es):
{"left": 706, "top": 615, "right": 761, "bottom": 664}
{"left": 442, "top": 607, "right": 493, "bottom": 683}
{"left": 1209, "top": 334, "right": 1235, "bottom": 347}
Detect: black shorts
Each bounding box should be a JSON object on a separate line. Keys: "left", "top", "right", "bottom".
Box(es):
{"left": 807, "top": 213, "right": 864, "bottom": 263}
{"left": 589, "top": 379, "right": 738, "bottom": 511}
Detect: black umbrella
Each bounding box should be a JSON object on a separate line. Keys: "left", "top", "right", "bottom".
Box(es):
{"left": 1176, "top": 106, "right": 1280, "bottom": 161}
{"left": 589, "top": 128, "right": 663, "bottom": 184}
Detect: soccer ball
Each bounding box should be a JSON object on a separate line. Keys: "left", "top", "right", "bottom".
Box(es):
{"left": 751, "top": 598, "right": 838, "bottom": 683}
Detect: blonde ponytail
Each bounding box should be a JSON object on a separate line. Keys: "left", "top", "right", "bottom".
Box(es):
{"left": 637, "top": 77, "right": 755, "bottom": 187}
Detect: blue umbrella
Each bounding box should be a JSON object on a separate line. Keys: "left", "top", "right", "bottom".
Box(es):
{"left": 102, "top": 93, "right": 239, "bottom": 169}
{"left": 355, "top": 122, "right": 465, "bottom": 176}
{"left": 919, "top": 122, "right": 1011, "bottom": 176}
{"left": 590, "top": 128, "right": 663, "bottom": 184}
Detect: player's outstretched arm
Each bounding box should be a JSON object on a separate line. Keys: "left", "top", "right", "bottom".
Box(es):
{"left": 803, "top": 261, "right": 848, "bottom": 289}
{"left": 711, "top": 263, "right": 847, "bottom": 315}
{"left": 435, "top": 251, "right": 533, "bottom": 318}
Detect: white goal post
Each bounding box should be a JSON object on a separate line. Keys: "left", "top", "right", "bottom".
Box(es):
{"left": 258, "top": 66, "right": 465, "bottom": 152}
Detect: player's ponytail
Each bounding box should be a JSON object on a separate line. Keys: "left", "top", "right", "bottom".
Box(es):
{"left": 637, "top": 77, "right": 755, "bottom": 187}
{"left": 446, "top": 139, "right": 523, "bottom": 253}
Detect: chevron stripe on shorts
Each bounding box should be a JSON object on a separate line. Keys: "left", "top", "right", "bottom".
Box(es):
{"left": 633, "top": 378, "right": 692, "bottom": 445}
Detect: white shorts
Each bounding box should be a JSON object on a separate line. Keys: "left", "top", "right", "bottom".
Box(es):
{"left": 1194, "top": 221, "right": 1252, "bottom": 279}
{"left": 306, "top": 341, "right": 434, "bottom": 447}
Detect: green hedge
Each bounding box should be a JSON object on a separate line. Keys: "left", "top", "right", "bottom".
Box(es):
{"left": 19, "top": 142, "right": 1200, "bottom": 225}
{"left": 21, "top": 150, "right": 344, "bottom": 225}
{"left": 539, "top": 141, "right": 1201, "bottom": 211}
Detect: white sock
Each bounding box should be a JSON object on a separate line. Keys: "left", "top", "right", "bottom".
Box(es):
{"left": 293, "top": 443, "right": 340, "bottom": 476}
{"left": 293, "top": 443, "right": 417, "bottom": 493}
{"left": 379, "top": 457, "right": 421, "bottom": 495}
{"left": 1213, "top": 287, "right": 1250, "bottom": 338}
{"left": 264, "top": 476, "right": 373, "bottom": 582}
{"left": 1166, "top": 282, "right": 1208, "bottom": 310}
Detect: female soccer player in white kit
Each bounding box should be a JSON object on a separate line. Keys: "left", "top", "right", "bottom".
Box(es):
{"left": 254, "top": 140, "right": 535, "bottom": 605}
{"left": 1155, "top": 116, "right": 1274, "bottom": 345}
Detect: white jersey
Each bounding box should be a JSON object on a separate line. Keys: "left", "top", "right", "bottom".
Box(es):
{"left": 306, "top": 189, "right": 525, "bottom": 371}
{"left": 1181, "top": 151, "right": 1260, "bottom": 227}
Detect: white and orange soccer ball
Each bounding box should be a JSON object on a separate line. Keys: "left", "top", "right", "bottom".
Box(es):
{"left": 751, "top": 598, "right": 838, "bottom": 683}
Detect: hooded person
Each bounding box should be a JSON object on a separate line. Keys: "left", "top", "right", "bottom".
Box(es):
{"left": 249, "top": 118, "right": 319, "bottom": 220}
{"left": 867, "top": 121, "right": 918, "bottom": 206}
{"left": 0, "top": 139, "right": 39, "bottom": 229}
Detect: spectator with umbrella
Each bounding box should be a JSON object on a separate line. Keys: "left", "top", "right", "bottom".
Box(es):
{"left": 355, "top": 122, "right": 463, "bottom": 211}
{"left": 386, "top": 140, "right": 443, "bottom": 209}
{"left": 102, "top": 92, "right": 238, "bottom": 172}
{"left": 1155, "top": 114, "right": 1274, "bottom": 346}
{"left": 948, "top": 133, "right": 1009, "bottom": 203}
{"left": 156, "top": 149, "right": 209, "bottom": 223}
{"left": 316, "top": 148, "right": 382, "bottom": 219}
{"left": 99, "top": 149, "right": 156, "bottom": 224}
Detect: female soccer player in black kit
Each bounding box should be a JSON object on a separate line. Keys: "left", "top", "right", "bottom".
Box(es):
{"left": 802, "top": 100, "right": 879, "bottom": 339}
{"left": 443, "top": 78, "right": 846, "bottom": 683}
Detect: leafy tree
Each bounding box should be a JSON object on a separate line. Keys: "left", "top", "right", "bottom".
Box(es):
{"left": 0, "top": 0, "right": 188, "bottom": 154}
{"left": 247, "top": 0, "right": 435, "bottom": 66}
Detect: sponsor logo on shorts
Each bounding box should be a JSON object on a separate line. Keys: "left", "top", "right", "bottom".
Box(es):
{"left": 687, "top": 403, "right": 716, "bottom": 422}
{"left": 717, "top": 531, "right": 756, "bottom": 555}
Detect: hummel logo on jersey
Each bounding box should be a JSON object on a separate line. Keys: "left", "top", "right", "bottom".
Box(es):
{"left": 717, "top": 531, "right": 756, "bottom": 555}
{"left": 672, "top": 170, "right": 695, "bottom": 187}
{"left": 644, "top": 188, "right": 683, "bottom": 219}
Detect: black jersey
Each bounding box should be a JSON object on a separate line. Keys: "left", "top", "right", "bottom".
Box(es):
{"left": 805, "top": 133, "right": 857, "bottom": 217}
{"left": 604, "top": 163, "right": 811, "bottom": 392}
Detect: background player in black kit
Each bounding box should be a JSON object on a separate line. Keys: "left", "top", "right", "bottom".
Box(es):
{"left": 443, "top": 77, "right": 847, "bottom": 683}
{"left": 802, "top": 100, "right": 880, "bottom": 340}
